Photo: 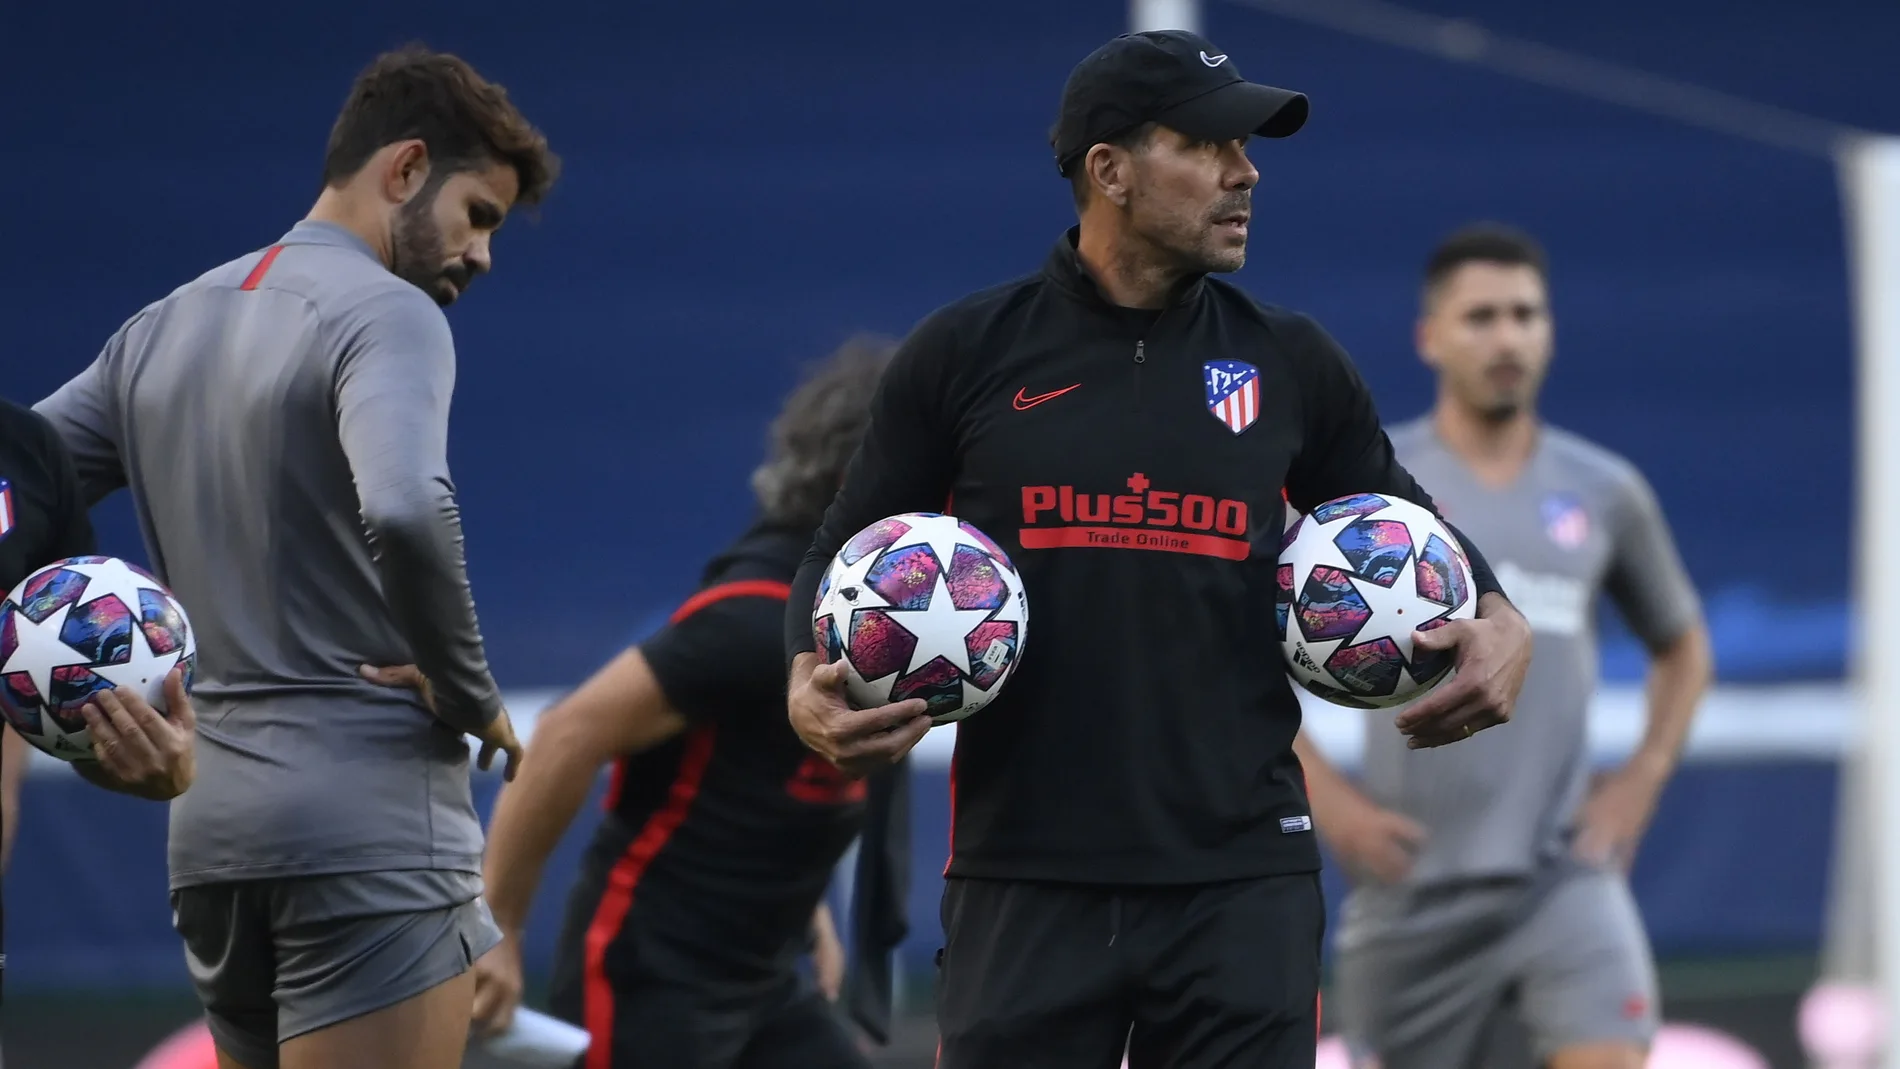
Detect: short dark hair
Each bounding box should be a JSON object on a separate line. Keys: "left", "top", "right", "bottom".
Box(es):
{"left": 751, "top": 335, "right": 898, "bottom": 530}
{"left": 321, "top": 45, "right": 560, "bottom": 207}
{"left": 1422, "top": 223, "right": 1549, "bottom": 308}
{"left": 1060, "top": 121, "right": 1158, "bottom": 211}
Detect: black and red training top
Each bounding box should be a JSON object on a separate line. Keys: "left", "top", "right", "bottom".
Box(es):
{"left": 785, "top": 228, "right": 1504, "bottom": 887}
{"left": 591, "top": 519, "right": 866, "bottom": 974}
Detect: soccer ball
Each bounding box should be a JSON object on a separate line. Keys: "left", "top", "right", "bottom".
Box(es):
{"left": 0, "top": 556, "right": 196, "bottom": 761}
{"left": 812, "top": 513, "right": 1028, "bottom": 725}
{"left": 1278, "top": 493, "right": 1475, "bottom": 709}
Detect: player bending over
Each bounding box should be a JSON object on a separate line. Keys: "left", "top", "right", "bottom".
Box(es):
{"left": 472, "top": 338, "right": 897, "bottom": 1069}
{"left": 34, "top": 46, "right": 557, "bottom": 1069}
{"left": 1295, "top": 225, "right": 1713, "bottom": 1069}
{"left": 784, "top": 30, "right": 1535, "bottom": 1069}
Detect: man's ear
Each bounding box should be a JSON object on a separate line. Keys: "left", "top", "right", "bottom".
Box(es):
{"left": 1086, "top": 144, "right": 1133, "bottom": 209}
{"left": 1415, "top": 314, "right": 1440, "bottom": 370}
{"left": 380, "top": 140, "right": 432, "bottom": 205}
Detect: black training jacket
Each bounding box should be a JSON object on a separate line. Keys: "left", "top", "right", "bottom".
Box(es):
{"left": 0, "top": 396, "right": 98, "bottom": 1006}
{"left": 786, "top": 228, "right": 1504, "bottom": 886}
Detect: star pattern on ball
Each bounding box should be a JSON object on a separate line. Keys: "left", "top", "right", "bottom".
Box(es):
{"left": 60, "top": 560, "right": 164, "bottom": 627}
{"left": 1280, "top": 493, "right": 1476, "bottom": 708}
{"left": 91, "top": 642, "right": 188, "bottom": 695}
{"left": 1337, "top": 552, "right": 1440, "bottom": 661}
{"left": 0, "top": 601, "right": 92, "bottom": 711}
{"left": 884, "top": 519, "right": 972, "bottom": 583}
{"left": 816, "top": 513, "right": 1031, "bottom": 725}
{"left": 891, "top": 572, "right": 998, "bottom": 678}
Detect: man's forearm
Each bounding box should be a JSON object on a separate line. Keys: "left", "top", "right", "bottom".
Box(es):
{"left": 1628, "top": 624, "right": 1714, "bottom": 783}
{"left": 483, "top": 724, "right": 604, "bottom": 934}
{"left": 1476, "top": 590, "right": 1520, "bottom": 622}
{"left": 336, "top": 306, "right": 504, "bottom": 738}
{"left": 369, "top": 506, "right": 503, "bottom": 734}
{"left": 788, "top": 651, "right": 820, "bottom": 689}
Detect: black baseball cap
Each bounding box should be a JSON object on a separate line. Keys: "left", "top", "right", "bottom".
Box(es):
{"left": 1052, "top": 30, "right": 1309, "bottom": 177}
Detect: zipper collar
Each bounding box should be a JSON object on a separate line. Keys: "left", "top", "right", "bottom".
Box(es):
{"left": 1041, "top": 226, "right": 1208, "bottom": 312}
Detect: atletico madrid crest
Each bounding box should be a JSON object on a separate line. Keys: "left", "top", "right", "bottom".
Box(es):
{"left": 1204, "top": 360, "right": 1260, "bottom": 434}
{"left": 0, "top": 478, "right": 15, "bottom": 543}
{"left": 1542, "top": 493, "right": 1591, "bottom": 550}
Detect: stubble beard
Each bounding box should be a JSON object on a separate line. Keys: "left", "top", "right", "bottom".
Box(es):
{"left": 390, "top": 189, "right": 464, "bottom": 307}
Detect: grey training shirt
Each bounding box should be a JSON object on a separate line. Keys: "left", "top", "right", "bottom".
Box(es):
{"left": 1351, "top": 418, "right": 1702, "bottom": 887}
{"left": 36, "top": 221, "right": 503, "bottom": 891}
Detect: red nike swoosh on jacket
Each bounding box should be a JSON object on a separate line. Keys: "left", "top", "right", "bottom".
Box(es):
{"left": 1012, "top": 384, "right": 1080, "bottom": 410}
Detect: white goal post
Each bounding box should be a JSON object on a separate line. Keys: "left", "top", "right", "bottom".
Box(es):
{"left": 1844, "top": 136, "right": 1900, "bottom": 1067}
{"left": 1130, "top": 0, "right": 1201, "bottom": 34}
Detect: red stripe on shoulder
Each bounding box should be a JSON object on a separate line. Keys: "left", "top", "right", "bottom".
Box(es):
{"left": 668, "top": 579, "right": 791, "bottom": 624}
{"left": 239, "top": 245, "right": 285, "bottom": 291}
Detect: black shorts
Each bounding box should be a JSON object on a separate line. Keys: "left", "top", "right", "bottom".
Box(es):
{"left": 548, "top": 967, "right": 860, "bottom": 1069}
{"left": 936, "top": 872, "right": 1325, "bottom": 1069}
{"left": 548, "top": 870, "right": 863, "bottom": 1069}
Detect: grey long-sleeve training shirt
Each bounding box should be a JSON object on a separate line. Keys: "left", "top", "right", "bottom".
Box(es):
{"left": 36, "top": 220, "right": 502, "bottom": 890}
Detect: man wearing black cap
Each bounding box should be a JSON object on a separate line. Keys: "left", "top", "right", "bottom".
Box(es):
{"left": 783, "top": 30, "right": 1536, "bottom": 1068}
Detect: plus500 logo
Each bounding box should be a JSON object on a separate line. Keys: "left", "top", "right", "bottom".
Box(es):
{"left": 1020, "top": 473, "right": 1249, "bottom": 535}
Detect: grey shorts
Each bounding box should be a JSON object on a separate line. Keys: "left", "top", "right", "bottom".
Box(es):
{"left": 1332, "top": 863, "right": 1658, "bottom": 1069}
{"left": 170, "top": 871, "right": 503, "bottom": 1069}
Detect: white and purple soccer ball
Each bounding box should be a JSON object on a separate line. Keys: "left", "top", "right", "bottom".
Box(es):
{"left": 0, "top": 556, "right": 196, "bottom": 761}
{"left": 812, "top": 513, "right": 1028, "bottom": 725}
{"left": 1278, "top": 493, "right": 1475, "bottom": 709}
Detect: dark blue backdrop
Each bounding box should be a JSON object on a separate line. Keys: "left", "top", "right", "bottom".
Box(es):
{"left": 7, "top": 0, "right": 1898, "bottom": 689}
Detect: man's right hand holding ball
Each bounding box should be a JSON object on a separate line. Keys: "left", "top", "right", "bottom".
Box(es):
{"left": 786, "top": 653, "right": 932, "bottom": 778}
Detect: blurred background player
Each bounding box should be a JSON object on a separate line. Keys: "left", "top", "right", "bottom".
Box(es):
{"left": 1294, "top": 224, "right": 1714, "bottom": 1069}
{"left": 31, "top": 46, "right": 557, "bottom": 1069}
{"left": 471, "top": 337, "right": 899, "bottom": 1068}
